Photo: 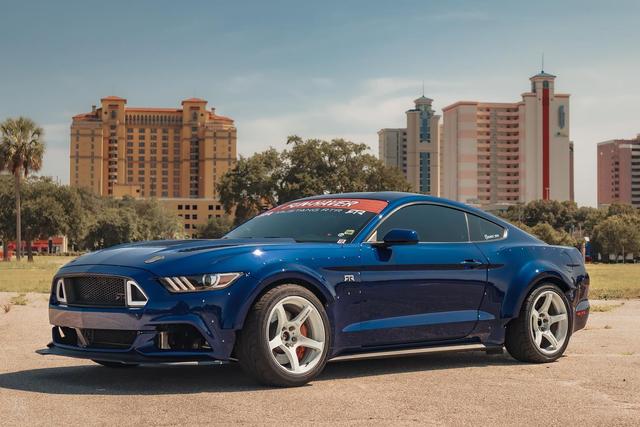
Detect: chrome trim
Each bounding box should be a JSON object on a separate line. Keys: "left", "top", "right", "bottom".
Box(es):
{"left": 126, "top": 280, "right": 148, "bottom": 308}
{"left": 364, "top": 201, "right": 507, "bottom": 244}
{"left": 54, "top": 274, "right": 148, "bottom": 309}
{"left": 330, "top": 343, "right": 488, "bottom": 362}
{"left": 56, "top": 279, "right": 67, "bottom": 304}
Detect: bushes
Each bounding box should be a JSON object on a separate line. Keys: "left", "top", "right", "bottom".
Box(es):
{"left": 0, "top": 176, "right": 182, "bottom": 251}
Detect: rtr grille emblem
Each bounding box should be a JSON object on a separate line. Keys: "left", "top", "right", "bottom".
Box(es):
{"left": 144, "top": 255, "right": 165, "bottom": 264}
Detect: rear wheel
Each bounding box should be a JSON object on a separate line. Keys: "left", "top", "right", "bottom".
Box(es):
{"left": 505, "top": 284, "right": 571, "bottom": 363}
{"left": 236, "top": 284, "right": 330, "bottom": 387}
{"left": 92, "top": 360, "right": 139, "bottom": 368}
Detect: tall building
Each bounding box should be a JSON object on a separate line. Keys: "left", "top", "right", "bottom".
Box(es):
{"left": 378, "top": 96, "right": 440, "bottom": 195}
{"left": 441, "top": 71, "right": 573, "bottom": 207}
{"left": 597, "top": 135, "right": 640, "bottom": 208}
{"left": 70, "top": 96, "right": 237, "bottom": 236}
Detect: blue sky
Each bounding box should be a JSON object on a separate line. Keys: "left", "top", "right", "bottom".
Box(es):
{"left": 1, "top": 0, "right": 639, "bottom": 206}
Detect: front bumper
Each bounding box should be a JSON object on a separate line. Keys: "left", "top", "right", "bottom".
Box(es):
{"left": 40, "top": 265, "right": 238, "bottom": 364}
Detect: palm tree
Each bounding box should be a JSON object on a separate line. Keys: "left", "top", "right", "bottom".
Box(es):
{"left": 0, "top": 117, "right": 45, "bottom": 261}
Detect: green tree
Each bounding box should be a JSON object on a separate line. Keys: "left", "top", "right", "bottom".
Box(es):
{"left": 592, "top": 214, "right": 640, "bottom": 262}
{"left": 217, "top": 148, "right": 281, "bottom": 224}
{"left": 83, "top": 207, "right": 141, "bottom": 249}
{"left": 21, "top": 179, "right": 69, "bottom": 261}
{"left": 501, "top": 200, "right": 578, "bottom": 232}
{"left": 0, "top": 176, "right": 15, "bottom": 261}
{"left": 122, "top": 197, "right": 182, "bottom": 240}
{"left": 0, "top": 117, "right": 45, "bottom": 261}
{"left": 529, "top": 222, "right": 578, "bottom": 247}
{"left": 278, "top": 136, "right": 411, "bottom": 201}
{"left": 217, "top": 136, "right": 411, "bottom": 224}
{"left": 197, "top": 216, "right": 234, "bottom": 239}
{"left": 606, "top": 203, "right": 637, "bottom": 217}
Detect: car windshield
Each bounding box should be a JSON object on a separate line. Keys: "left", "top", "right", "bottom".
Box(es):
{"left": 225, "top": 198, "right": 388, "bottom": 243}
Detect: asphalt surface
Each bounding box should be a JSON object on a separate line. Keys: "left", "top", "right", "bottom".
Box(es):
{"left": 1, "top": 293, "right": 638, "bottom": 426}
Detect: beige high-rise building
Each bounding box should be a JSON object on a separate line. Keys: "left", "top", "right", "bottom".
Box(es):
{"left": 378, "top": 96, "right": 440, "bottom": 195}
{"left": 441, "top": 71, "right": 573, "bottom": 208}
{"left": 70, "top": 96, "right": 237, "bottom": 237}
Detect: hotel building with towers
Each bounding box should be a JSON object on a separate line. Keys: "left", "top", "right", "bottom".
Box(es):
{"left": 70, "top": 96, "right": 237, "bottom": 236}
{"left": 380, "top": 71, "right": 574, "bottom": 208}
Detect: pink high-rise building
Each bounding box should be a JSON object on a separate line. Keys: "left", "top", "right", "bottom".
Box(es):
{"left": 597, "top": 136, "right": 640, "bottom": 208}
{"left": 441, "top": 71, "right": 573, "bottom": 208}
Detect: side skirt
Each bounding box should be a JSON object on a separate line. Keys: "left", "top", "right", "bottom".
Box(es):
{"left": 330, "top": 343, "right": 501, "bottom": 362}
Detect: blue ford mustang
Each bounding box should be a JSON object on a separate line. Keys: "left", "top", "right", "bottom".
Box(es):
{"left": 39, "top": 192, "right": 590, "bottom": 386}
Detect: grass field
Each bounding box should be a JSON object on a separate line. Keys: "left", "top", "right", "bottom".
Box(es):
{"left": 0, "top": 256, "right": 638, "bottom": 298}
{"left": 0, "top": 256, "right": 75, "bottom": 293}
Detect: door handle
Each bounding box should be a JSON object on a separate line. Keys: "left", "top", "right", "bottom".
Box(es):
{"left": 460, "top": 259, "right": 484, "bottom": 269}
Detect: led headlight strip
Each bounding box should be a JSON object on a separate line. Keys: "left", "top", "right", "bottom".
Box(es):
{"left": 160, "top": 273, "right": 243, "bottom": 293}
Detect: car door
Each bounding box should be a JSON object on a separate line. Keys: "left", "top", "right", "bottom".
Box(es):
{"left": 347, "top": 203, "right": 489, "bottom": 347}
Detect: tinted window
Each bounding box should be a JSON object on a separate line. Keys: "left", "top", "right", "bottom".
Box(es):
{"left": 376, "top": 204, "right": 468, "bottom": 243}
{"left": 467, "top": 214, "right": 505, "bottom": 242}
{"left": 225, "top": 198, "right": 388, "bottom": 243}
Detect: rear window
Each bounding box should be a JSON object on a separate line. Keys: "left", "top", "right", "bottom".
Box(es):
{"left": 467, "top": 214, "right": 505, "bottom": 242}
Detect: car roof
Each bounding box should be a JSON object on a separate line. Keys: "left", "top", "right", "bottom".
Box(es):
{"left": 297, "top": 191, "right": 433, "bottom": 202}
{"left": 295, "top": 191, "right": 517, "bottom": 229}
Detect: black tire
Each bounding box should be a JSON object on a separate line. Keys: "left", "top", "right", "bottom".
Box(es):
{"left": 92, "top": 360, "right": 139, "bottom": 368}
{"left": 505, "top": 283, "right": 572, "bottom": 363}
{"left": 236, "top": 284, "right": 331, "bottom": 387}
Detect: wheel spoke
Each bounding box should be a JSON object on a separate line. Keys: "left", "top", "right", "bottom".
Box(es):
{"left": 281, "top": 344, "right": 300, "bottom": 371}
{"left": 274, "top": 304, "right": 288, "bottom": 331}
{"left": 296, "top": 336, "right": 323, "bottom": 351}
{"left": 531, "top": 308, "right": 539, "bottom": 322}
{"left": 269, "top": 336, "right": 283, "bottom": 351}
{"left": 539, "top": 293, "right": 552, "bottom": 314}
{"left": 292, "top": 305, "right": 312, "bottom": 327}
{"left": 549, "top": 313, "right": 567, "bottom": 325}
{"left": 543, "top": 331, "right": 559, "bottom": 349}
{"left": 534, "top": 329, "right": 543, "bottom": 347}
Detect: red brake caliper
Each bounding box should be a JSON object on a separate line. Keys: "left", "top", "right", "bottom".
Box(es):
{"left": 296, "top": 323, "right": 308, "bottom": 360}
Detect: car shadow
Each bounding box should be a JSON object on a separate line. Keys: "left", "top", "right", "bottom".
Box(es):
{"left": 0, "top": 351, "right": 520, "bottom": 395}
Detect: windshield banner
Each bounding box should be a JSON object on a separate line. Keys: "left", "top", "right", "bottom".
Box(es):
{"left": 268, "top": 199, "right": 388, "bottom": 214}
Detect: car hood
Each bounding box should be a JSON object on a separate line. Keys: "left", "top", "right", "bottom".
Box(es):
{"left": 64, "top": 238, "right": 298, "bottom": 272}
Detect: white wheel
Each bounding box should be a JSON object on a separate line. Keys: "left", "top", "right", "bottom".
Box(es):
{"left": 529, "top": 290, "right": 569, "bottom": 356}
{"left": 236, "top": 284, "right": 330, "bottom": 386}
{"left": 506, "top": 283, "right": 572, "bottom": 363}
{"left": 266, "top": 295, "right": 326, "bottom": 375}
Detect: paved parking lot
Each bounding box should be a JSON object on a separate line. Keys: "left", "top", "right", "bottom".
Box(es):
{"left": 0, "top": 293, "right": 638, "bottom": 426}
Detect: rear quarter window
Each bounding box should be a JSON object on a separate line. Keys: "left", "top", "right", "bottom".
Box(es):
{"left": 467, "top": 214, "right": 505, "bottom": 242}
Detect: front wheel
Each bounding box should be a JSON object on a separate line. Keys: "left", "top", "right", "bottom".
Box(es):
{"left": 236, "top": 284, "right": 330, "bottom": 387}
{"left": 505, "top": 284, "right": 572, "bottom": 363}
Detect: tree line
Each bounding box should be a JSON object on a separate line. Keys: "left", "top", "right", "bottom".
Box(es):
{"left": 1, "top": 115, "right": 637, "bottom": 261}
{"left": 498, "top": 200, "right": 640, "bottom": 262}
{"left": 0, "top": 176, "right": 183, "bottom": 260}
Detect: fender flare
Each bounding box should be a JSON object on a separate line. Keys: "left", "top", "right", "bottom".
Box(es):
{"left": 502, "top": 261, "right": 575, "bottom": 319}
{"left": 230, "top": 264, "right": 335, "bottom": 330}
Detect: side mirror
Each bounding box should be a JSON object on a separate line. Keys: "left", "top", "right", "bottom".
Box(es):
{"left": 380, "top": 229, "right": 419, "bottom": 246}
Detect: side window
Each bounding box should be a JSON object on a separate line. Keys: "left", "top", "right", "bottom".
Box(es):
{"left": 376, "top": 204, "right": 469, "bottom": 243}
{"left": 467, "top": 214, "right": 505, "bottom": 242}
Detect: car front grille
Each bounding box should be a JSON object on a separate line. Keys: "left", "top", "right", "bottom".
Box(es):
{"left": 53, "top": 326, "right": 138, "bottom": 349}
{"left": 65, "top": 276, "right": 127, "bottom": 307}
{"left": 82, "top": 328, "right": 138, "bottom": 349}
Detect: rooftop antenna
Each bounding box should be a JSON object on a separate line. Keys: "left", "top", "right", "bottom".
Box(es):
{"left": 541, "top": 53, "right": 545, "bottom": 73}
{"left": 422, "top": 80, "right": 425, "bottom": 96}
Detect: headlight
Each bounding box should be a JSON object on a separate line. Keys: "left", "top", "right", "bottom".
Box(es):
{"left": 159, "top": 273, "right": 243, "bottom": 293}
